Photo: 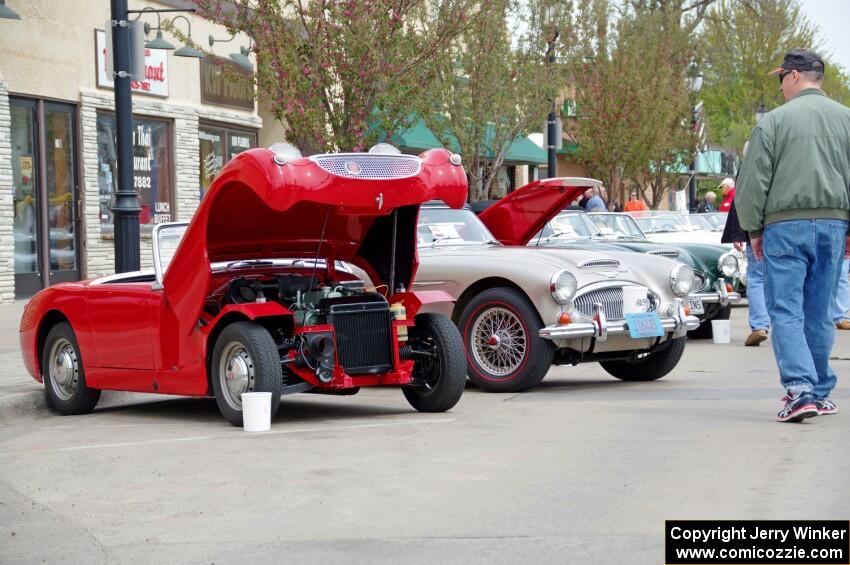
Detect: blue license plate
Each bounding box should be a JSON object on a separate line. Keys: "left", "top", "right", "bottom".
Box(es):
{"left": 625, "top": 312, "right": 664, "bottom": 339}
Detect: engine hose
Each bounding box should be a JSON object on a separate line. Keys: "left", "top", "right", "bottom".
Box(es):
{"left": 398, "top": 345, "right": 414, "bottom": 359}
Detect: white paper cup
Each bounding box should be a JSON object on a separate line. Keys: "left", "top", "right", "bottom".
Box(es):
{"left": 241, "top": 392, "right": 272, "bottom": 432}
{"left": 711, "top": 320, "right": 731, "bottom": 344}
{"left": 622, "top": 286, "right": 649, "bottom": 314}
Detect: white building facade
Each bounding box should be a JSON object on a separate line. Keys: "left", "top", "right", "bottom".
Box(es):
{"left": 0, "top": 0, "right": 271, "bottom": 300}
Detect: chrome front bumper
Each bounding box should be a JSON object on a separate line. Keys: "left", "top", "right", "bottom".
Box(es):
{"left": 690, "top": 278, "right": 741, "bottom": 307}
{"left": 539, "top": 298, "right": 700, "bottom": 342}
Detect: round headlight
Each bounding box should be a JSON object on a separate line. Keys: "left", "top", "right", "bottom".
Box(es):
{"left": 718, "top": 252, "right": 740, "bottom": 278}
{"left": 550, "top": 270, "right": 578, "bottom": 304}
{"left": 670, "top": 264, "right": 696, "bottom": 297}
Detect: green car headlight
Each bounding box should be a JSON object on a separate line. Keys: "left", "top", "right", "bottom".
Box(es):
{"left": 670, "top": 264, "right": 696, "bottom": 297}
{"left": 718, "top": 252, "right": 740, "bottom": 278}
{"left": 550, "top": 270, "right": 578, "bottom": 304}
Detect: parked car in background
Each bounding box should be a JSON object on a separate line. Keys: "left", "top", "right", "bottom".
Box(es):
{"left": 627, "top": 210, "right": 747, "bottom": 290}
{"left": 20, "top": 145, "right": 469, "bottom": 426}
{"left": 533, "top": 210, "right": 741, "bottom": 339}
{"left": 700, "top": 212, "right": 729, "bottom": 231}
{"left": 415, "top": 178, "right": 700, "bottom": 393}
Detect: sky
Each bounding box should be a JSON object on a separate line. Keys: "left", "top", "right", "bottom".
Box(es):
{"left": 798, "top": 0, "right": 850, "bottom": 72}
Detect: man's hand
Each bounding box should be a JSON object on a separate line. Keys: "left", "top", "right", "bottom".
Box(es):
{"left": 845, "top": 234, "right": 849, "bottom": 259}
{"left": 733, "top": 241, "right": 744, "bottom": 252}
{"left": 751, "top": 235, "right": 764, "bottom": 261}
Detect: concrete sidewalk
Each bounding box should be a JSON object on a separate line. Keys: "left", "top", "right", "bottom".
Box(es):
{"left": 0, "top": 300, "right": 43, "bottom": 420}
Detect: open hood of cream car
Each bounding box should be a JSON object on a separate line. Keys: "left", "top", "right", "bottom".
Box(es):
{"left": 478, "top": 177, "right": 603, "bottom": 245}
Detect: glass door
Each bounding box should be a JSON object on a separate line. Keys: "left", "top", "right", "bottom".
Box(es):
{"left": 9, "top": 98, "right": 81, "bottom": 297}
{"left": 10, "top": 99, "right": 42, "bottom": 296}
{"left": 44, "top": 103, "right": 79, "bottom": 285}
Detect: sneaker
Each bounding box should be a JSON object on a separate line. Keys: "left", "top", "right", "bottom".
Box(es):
{"left": 836, "top": 320, "right": 850, "bottom": 330}
{"left": 745, "top": 329, "right": 768, "bottom": 346}
{"left": 815, "top": 398, "right": 837, "bottom": 415}
{"left": 777, "top": 391, "right": 818, "bottom": 422}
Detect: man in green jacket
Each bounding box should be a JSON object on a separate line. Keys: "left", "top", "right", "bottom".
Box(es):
{"left": 736, "top": 49, "right": 850, "bottom": 422}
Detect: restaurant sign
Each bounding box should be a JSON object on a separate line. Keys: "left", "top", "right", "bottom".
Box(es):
{"left": 201, "top": 56, "right": 254, "bottom": 110}
{"left": 96, "top": 29, "right": 169, "bottom": 97}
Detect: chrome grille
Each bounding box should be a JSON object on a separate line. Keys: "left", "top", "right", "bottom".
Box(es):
{"left": 574, "top": 286, "right": 658, "bottom": 320}
{"left": 312, "top": 154, "right": 421, "bottom": 179}
{"left": 577, "top": 259, "right": 620, "bottom": 269}
{"left": 693, "top": 271, "right": 710, "bottom": 292}
{"left": 648, "top": 249, "right": 680, "bottom": 258}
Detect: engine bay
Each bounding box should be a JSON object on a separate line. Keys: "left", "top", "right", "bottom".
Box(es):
{"left": 204, "top": 271, "right": 400, "bottom": 386}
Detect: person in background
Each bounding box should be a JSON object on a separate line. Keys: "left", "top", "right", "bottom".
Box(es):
{"left": 722, "top": 199, "right": 770, "bottom": 346}
{"left": 697, "top": 191, "right": 717, "bottom": 213}
{"left": 578, "top": 188, "right": 593, "bottom": 209}
{"left": 833, "top": 258, "right": 850, "bottom": 330}
{"left": 718, "top": 178, "right": 736, "bottom": 212}
{"left": 624, "top": 190, "right": 648, "bottom": 212}
{"left": 736, "top": 48, "right": 850, "bottom": 422}
{"left": 585, "top": 187, "right": 607, "bottom": 212}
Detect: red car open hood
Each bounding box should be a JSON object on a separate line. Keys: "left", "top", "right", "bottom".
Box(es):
{"left": 163, "top": 147, "right": 467, "bottom": 333}
{"left": 477, "top": 177, "right": 603, "bottom": 245}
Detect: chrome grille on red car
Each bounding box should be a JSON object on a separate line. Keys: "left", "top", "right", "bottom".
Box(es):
{"left": 311, "top": 154, "right": 421, "bottom": 179}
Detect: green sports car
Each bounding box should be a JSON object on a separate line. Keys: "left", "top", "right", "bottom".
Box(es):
{"left": 531, "top": 210, "right": 741, "bottom": 339}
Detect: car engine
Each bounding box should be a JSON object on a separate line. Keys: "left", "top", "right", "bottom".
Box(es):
{"left": 220, "top": 274, "right": 397, "bottom": 384}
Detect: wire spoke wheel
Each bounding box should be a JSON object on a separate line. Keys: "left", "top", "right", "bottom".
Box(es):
{"left": 470, "top": 307, "right": 527, "bottom": 376}
{"left": 218, "top": 341, "right": 255, "bottom": 411}
{"left": 48, "top": 338, "right": 79, "bottom": 401}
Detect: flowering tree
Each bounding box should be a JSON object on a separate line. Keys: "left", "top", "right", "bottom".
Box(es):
{"left": 563, "top": 0, "right": 704, "bottom": 208}
{"left": 699, "top": 0, "right": 850, "bottom": 152}
{"left": 420, "top": 0, "right": 565, "bottom": 202}
{"left": 195, "top": 0, "right": 478, "bottom": 153}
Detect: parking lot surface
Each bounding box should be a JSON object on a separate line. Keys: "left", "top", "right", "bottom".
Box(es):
{"left": 1, "top": 302, "right": 848, "bottom": 564}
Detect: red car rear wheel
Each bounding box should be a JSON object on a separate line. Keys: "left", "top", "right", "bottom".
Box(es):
{"left": 41, "top": 322, "right": 100, "bottom": 415}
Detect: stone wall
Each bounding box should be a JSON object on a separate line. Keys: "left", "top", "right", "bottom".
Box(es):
{"left": 0, "top": 82, "right": 14, "bottom": 303}
{"left": 79, "top": 88, "right": 261, "bottom": 278}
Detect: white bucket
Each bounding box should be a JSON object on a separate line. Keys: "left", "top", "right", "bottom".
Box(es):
{"left": 241, "top": 392, "right": 272, "bottom": 432}
{"left": 711, "top": 320, "right": 731, "bottom": 344}
{"left": 622, "top": 285, "right": 650, "bottom": 314}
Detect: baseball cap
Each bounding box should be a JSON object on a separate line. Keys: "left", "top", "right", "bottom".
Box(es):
{"left": 717, "top": 178, "right": 735, "bottom": 189}
{"left": 768, "top": 49, "right": 825, "bottom": 75}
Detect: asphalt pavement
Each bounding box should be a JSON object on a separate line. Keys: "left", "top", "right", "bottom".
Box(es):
{"left": 0, "top": 301, "right": 848, "bottom": 565}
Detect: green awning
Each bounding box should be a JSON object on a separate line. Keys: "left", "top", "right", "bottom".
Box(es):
{"left": 390, "top": 118, "right": 546, "bottom": 165}
{"left": 502, "top": 135, "right": 547, "bottom": 164}
{"left": 390, "top": 119, "right": 447, "bottom": 152}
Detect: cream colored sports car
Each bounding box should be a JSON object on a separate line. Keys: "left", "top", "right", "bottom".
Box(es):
{"left": 415, "top": 178, "right": 700, "bottom": 392}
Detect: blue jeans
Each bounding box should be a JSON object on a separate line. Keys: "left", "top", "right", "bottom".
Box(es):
{"left": 745, "top": 243, "right": 770, "bottom": 330}
{"left": 763, "top": 219, "right": 848, "bottom": 399}
{"left": 831, "top": 258, "right": 850, "bottom": 323}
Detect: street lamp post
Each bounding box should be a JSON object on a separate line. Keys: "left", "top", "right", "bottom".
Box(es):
{"left": 110, "top": 0, "right": 141, "bottom": 273}
{"left": 686, "top": 60, "right": 704, "bottom": 213}
{"left": 545, "top": 31, "right": 559, "bottom": 178}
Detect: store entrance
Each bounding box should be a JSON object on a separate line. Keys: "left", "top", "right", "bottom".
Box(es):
{"left": 11, "top": 98, "right": 81, "bottom": 298}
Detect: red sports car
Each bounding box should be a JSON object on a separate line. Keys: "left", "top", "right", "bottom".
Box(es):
{"left": 19, "top": 143, "right": 468, "bottom": 425}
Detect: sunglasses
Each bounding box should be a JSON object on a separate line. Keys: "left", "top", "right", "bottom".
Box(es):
{"left": 778, "top": 70, "right": 793, "bottom": 84}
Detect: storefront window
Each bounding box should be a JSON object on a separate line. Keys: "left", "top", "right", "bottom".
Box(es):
{"left": 97, "top": 113, "right": 173, "bottom": 235}
{"left": 199, "top": 128, "right": 224, "bottom": 196}
{"left": 199, "top": 124, "right": 256, "bottom": 197}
